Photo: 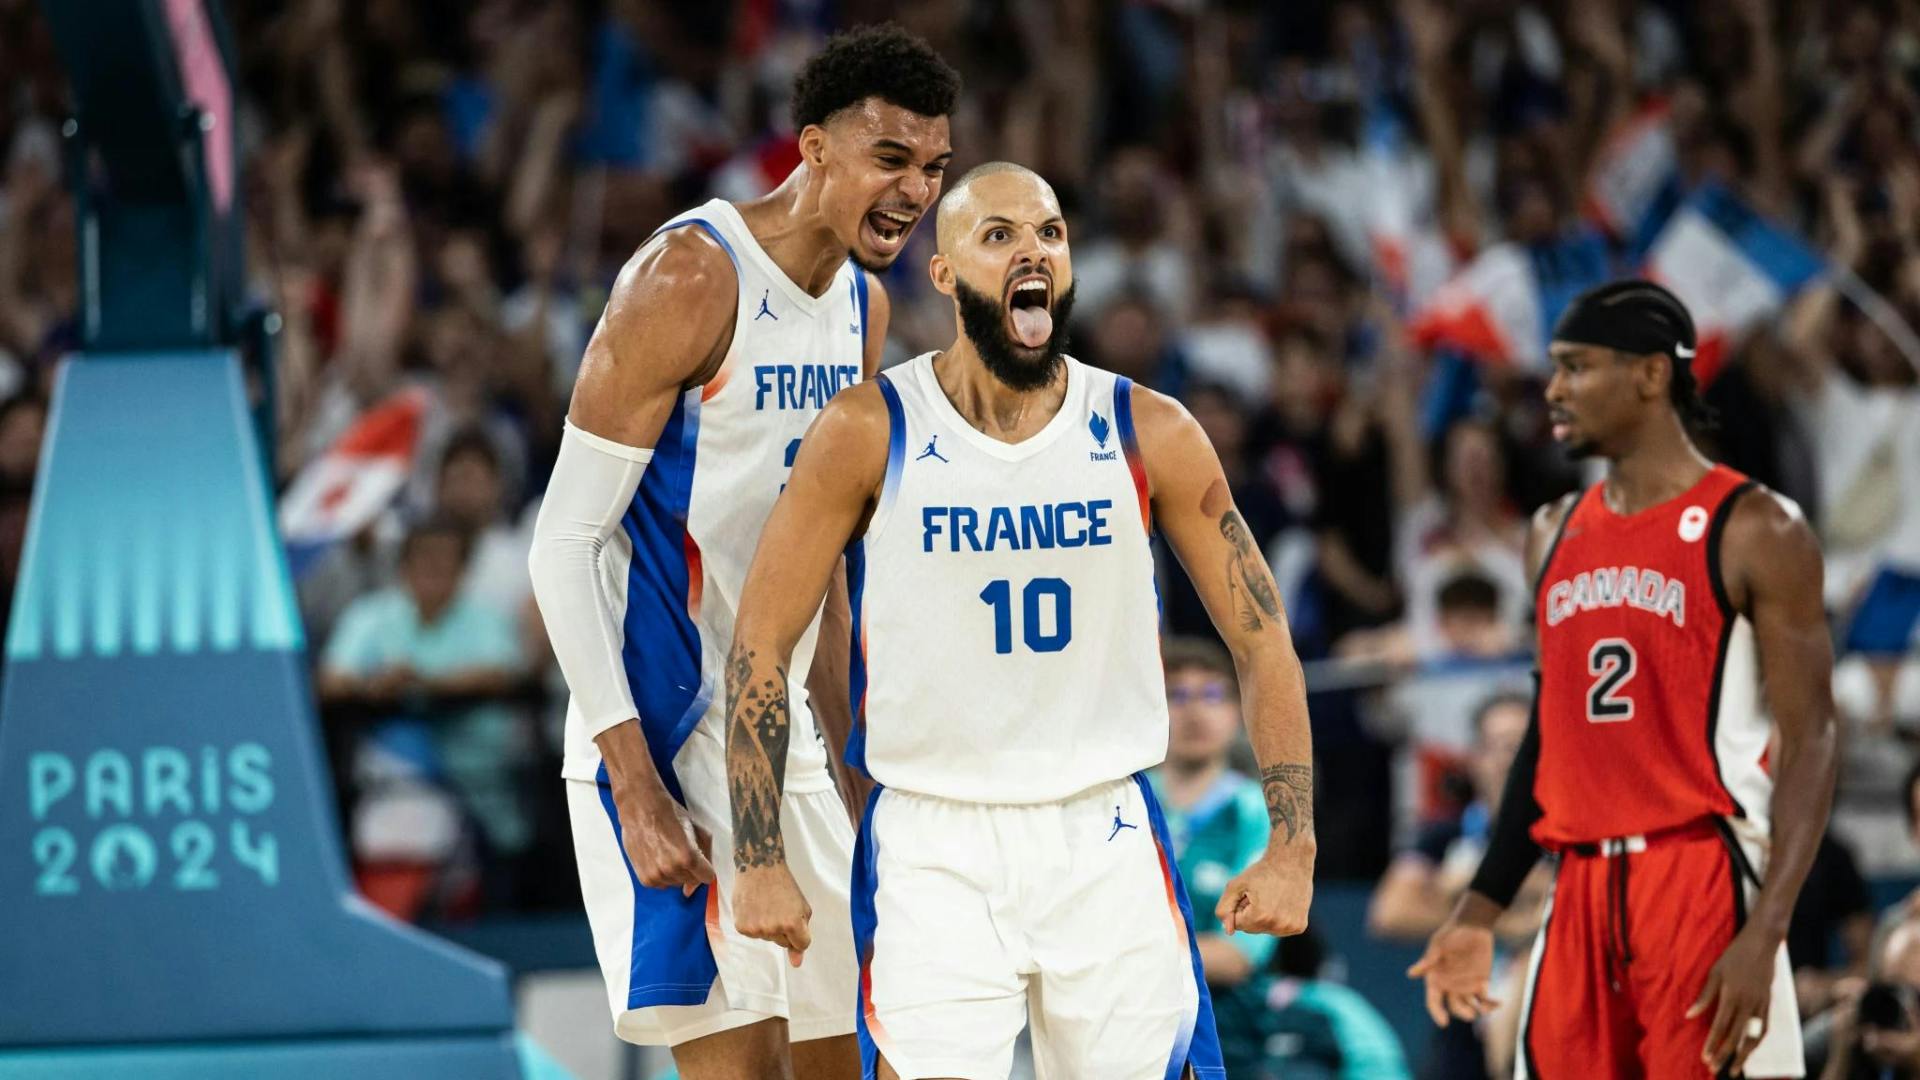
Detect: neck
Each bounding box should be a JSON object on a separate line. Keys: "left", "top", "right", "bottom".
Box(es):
{"left": 734, "top": 166, "right": 849, "bottom": 297}
{"left": 1601, "top": 410, "right": 1712, "bottom": 514}
{"left": 933, "top": 334, "right": 1068, "bottom": 439}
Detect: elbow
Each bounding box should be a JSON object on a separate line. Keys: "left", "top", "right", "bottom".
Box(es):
{"left": 1229, "top": 634, "right": 1305, "bottom": 688}
{"left": 526, "top": 535, "right": 587, "bottom": 611}
{"left": 525, "top": 544, "right": 556, "bottom": 623}
{"left": 729, "top": 611, "right": 789, "bottom": 667}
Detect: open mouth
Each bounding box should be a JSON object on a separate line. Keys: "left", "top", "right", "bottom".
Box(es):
{"left": 863, "top": 208, "right": 916, "bottom": 255}
{"left": 1005, "top": 274, "right": 1052, "bottom": 349}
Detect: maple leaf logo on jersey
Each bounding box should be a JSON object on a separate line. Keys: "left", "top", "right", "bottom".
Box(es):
{"left": 1679, "top": 506, "right": 1708, "bottom": 542}
{"left": 1089, "top": 411, "right": 1111, "bottom": 449}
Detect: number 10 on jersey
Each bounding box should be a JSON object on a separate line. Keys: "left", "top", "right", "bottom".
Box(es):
{"left": 979, "top": 578, "right": 1073, "bottom": 654}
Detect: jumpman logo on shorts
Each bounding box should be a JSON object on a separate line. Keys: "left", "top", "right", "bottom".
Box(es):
{"left": 755, "top": 289, "right": 778, "bottom": 321}
{"left": 916, "top": 435, "right": 949, "bottom": 463}
{"left": 1108, "top": 807, "right": 1138, "bottom": 842}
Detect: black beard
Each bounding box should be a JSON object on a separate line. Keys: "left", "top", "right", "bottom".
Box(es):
{"left": 953, "top": 278, "right": 1077, "bottom": 392}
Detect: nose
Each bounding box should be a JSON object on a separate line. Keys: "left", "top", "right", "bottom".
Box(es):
{"left": 1545, "top": 368, "right": 1567, "bottom": 404}
{"left": 1012, "top": 226, "right": 1048, "bottom": 272}
{"left": 898, "top": 170, "right": 933, "bottom": 209}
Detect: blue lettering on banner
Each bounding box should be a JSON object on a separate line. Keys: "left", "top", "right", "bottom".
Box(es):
{"left": 25, "top": 743, "right": 280, "bottom": 897}
{"left": 921, "top": 499, "right": 1114, "bottom": 553}
{"left": 753, "top": 364, "right": 861, "bottom": 411}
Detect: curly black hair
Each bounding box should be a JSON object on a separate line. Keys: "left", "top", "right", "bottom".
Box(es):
{"left": 790, "top": 24, "right": 960, "bottom": 131}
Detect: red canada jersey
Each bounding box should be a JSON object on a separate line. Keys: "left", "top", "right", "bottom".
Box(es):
{"left": 1530, "top": 464, "right": 1768, "bottom": 847}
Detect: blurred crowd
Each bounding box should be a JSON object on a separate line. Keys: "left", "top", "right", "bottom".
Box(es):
{"left": 13, "top": 0, "right": 1920, "bottom": 1073}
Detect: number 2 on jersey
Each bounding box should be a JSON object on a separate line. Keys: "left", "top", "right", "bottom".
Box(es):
{"left": 1586, "top": 638, "right": 1637, "bottom": 722}
{"left": 979, "top": 578, "right": 1072, "bottom": 654}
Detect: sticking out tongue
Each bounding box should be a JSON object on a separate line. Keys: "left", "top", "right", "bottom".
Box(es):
{"left": 1010, "top": 305, "right": 1053, "bottom": 349}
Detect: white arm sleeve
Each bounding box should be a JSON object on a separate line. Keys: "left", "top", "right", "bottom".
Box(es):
{"left": 529, "top": 420, "right": 653, "bottom": 738}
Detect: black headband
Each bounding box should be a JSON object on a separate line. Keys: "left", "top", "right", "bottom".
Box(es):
{"left": 1550, "top": 280, "right": 1696, "bottom": 362}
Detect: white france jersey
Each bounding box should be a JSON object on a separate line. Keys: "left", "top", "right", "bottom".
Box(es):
{"left": 560, "top": 198, "right": 869, "bottom": 794}
{"left": 847, "top": 352, "right": 1170, "bottom": 804}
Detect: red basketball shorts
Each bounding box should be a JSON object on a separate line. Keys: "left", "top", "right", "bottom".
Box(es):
{"left": 1516, "top": 819, "right": 1803, "bottom": 1079}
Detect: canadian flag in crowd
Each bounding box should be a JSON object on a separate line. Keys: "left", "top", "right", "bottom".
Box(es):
{"left": 1641, "top": 184, "right": 1827, "bottom": 386}
{"left": 279, "top": 387, "right": 429, "bottom": 576}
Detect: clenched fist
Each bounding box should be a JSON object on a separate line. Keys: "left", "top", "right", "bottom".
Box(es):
{"left": 616, "top": 790, "right": 714, "bottom": 896}
{"left": 1217, "top": 849, "right": 1312, "bottom": 937}
{"left": 733, "top": 863, "right": 813, "bottom": 967}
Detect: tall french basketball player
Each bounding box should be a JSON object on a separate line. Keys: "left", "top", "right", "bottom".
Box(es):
{"left": 525, "top": 26, "right": 957, "bottom": 1080}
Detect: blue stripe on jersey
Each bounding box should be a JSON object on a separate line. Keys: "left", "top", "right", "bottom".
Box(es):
{"left": 587, "top": 211, "right": 734, "bottom": 1011}
{"left": 845, "top": 538, "right": 871, "bottom": 777}
{"left": 652, "top": 217, "right": 739, "bottom": 270}
{"left": 611, "top": 386, "right": 720, "bottom": 1009}
{"left": 620, "top": 388, "right": 708, "bottom": 794}
{"left": 1134, "top": 772, "right": 1228, "bottom": 1079}
{"left": 874, "top": 374, "right": 907, "bottom": 521}
{"left": 851, "top": 786, "right": 886, "bottom": 1080}
{"left": 597, "top": 762, "right": 718, "bottom": 1008}
{"left": 1113, "top": 374, "right": 1140, "bottom": 458}
{"left": 853, "top": 270, "right": 871, "bottom": 348}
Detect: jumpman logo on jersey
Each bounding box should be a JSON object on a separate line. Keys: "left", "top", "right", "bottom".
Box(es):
{"left": 755, "top": 289, "right": 778, "bottom": 321}
{"left": 916, "top": 435, "right": 949, "bottom": 463}
{"left": 1108, "top": 807, "right": 1138, "bottom": 841}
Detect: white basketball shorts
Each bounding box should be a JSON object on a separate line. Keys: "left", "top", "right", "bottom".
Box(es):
{"left": 568, "top": 724, "right": 859, "bottom": 1047}
{"left": 851, "top": 774, "right": 1225, "bottom": 1080}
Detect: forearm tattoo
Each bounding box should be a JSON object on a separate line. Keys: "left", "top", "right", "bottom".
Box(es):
{"left": 1221, "top": 509, "right": 1282, "bottom": 632}
{"left": 1262, "top": 763, "right": 1314, "bottom": 844}
{"left": 725, "top": 641, "right": 791, "bottom": 870}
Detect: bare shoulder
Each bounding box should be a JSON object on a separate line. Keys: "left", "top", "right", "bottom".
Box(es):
{"left": 1716, "top": 482, "right": 1824, "bottom": 617}
{"left": 1722, "top": 483, "right": 1820, "bottom": 568}
{"left": 803, "top": 382, "right": 894, "bottom": 465}
{"left": 569, "top": 227, "right": 739, "bottom": 440}
{"left": 1530, "top": 491, "right": 1582, "bottom": 538}
{"left": 1127, "top": 380, "right": 1197, "bottom": 438}
{"left": 1526, "top": 491, "right": 1583, "bottom": 579}
{"left": 1124, "top": 381, "right": 1211, "bottom": 499}
{"left": 602, "top": 226, "right": 739, "bottom": 357}
{"left": 817, "top": 380, "right": 893, "bottom": 433}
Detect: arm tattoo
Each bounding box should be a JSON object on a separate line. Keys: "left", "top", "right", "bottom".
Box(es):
{"left": 1262, "top": 763, "right": 1314, "bottom": 844}
{"left": 725, "top": 640, "right": 791, "bottom": 870}
{"left": 1220, "top": 509, "right": 1282, "bottom": 631}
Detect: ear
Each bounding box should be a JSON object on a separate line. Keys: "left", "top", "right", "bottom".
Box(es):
{"left": 929, "top": 252, "right": 955, "bottom": 298}
{"left": 1642, "top": 351, "right": 1672, "bottom": 403}
{"left": 798, "top": 124, "right": 829, "bottom": 169}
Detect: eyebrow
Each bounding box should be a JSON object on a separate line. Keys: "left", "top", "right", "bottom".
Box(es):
{"left": 872, "top": 139, "right": 954, "bottom": 162}
{"left": 978, "top": 215, "right": 1065, "bottom": 230}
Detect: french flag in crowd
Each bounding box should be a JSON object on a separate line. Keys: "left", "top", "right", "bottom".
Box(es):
{"left": 1641, "top": 184, "right": 1827, "bottom": 386}
{"left": 1359, "top": 105, "right": 1457, "bottom": 313}
{"left": 279, "top": 387, "right": 429, "bottom": 577}
{"left": 1583, "top": 97, "right": 1685, "bottom": 259}
{"left": 1411, "top": 186, "right": 1824, "bottom": 384}
{"left": 1407, "top": 231, "right": 1611, "bottom": 373}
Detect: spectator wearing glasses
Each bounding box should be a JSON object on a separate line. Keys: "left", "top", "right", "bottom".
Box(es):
{"left": 1147, "top": 636, "right": 1284, "bottom": 1075}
